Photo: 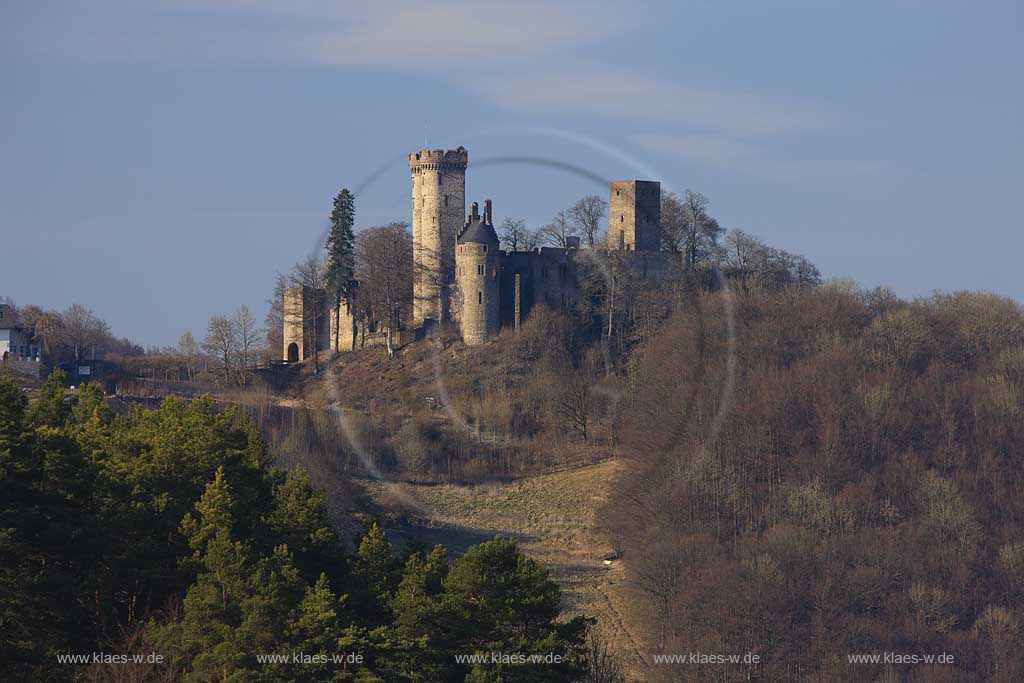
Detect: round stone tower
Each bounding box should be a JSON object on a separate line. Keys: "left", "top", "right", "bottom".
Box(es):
{"left": 456, "top": 199, "right": 500, "bottom": 345}
{"left": 409, "top": 146, "right": 468, "bottom": 327}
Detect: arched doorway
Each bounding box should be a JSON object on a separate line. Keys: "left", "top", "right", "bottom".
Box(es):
{"left": 286, "top": 342, "right": 299, "bottom": 363}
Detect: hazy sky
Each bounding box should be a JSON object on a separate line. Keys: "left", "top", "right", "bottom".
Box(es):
{"left": 2, "top": 1, "right": 1021, "bottom": 347}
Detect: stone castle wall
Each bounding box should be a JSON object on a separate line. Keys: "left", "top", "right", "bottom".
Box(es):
{"left": 328, "top": 299, "right": 358, "bottom": 353}
{"left": 498, "top": 247, "right": 580, "bottom": 327}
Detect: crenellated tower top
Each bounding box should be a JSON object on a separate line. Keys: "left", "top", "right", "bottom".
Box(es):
{"left": 408, "top": 146, "right": 469, "bottom": 172}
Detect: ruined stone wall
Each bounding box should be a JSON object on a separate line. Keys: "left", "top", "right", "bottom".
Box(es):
{"left": 457, "top": 241, "right": 500, "bottom": 345}
{"left": 530, "top": 247, "right": 580, "bottom": 310}
{"left": 356, "top": 328, "right": 417, "bottom": 351}
{"left": 498, "top": 248, "right": 580, "bottom": 327}
{"left": 285, "top": 286, "right": 418, "bottom": 360}
{"left": 409, "top": 147, "right": 467, "bottom": 326}
{"left": 623, "top": 250, "right": 682, "bottom": 280}
{"left": 329, "top": 298, "right": 358, "bottom": 353}
{"left": 608, "top": 180, "right": 661, "bottom": 252}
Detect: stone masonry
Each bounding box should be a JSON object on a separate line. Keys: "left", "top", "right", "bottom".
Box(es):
{"left": 409, "top": 147, "right": 468, "bottom": 326}
{"left": 607, "top": 180, "right": 661, "bottom": 252}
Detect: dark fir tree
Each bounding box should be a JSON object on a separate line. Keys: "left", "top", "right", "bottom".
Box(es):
{"left": 326, "top": 188, "right": 356, "bottom": 351}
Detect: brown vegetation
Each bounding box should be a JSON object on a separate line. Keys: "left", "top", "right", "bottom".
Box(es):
{"left": 255, "top": 309, "right": 621, "bottom": 485}
{"left": 602, "top": 285, "right": 1024, "bottom": 681}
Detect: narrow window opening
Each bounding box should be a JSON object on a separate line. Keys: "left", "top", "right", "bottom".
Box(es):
{"left": 478, "top": 291, "right": 483, "bottom": 305}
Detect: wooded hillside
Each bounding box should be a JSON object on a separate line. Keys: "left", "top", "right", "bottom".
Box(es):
{"left": 603, "top": 285, "right": 1024, "bottom": 681}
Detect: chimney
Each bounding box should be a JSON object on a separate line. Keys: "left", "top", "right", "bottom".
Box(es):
{"left": 469, "top": 201, "right": 479, "bottom": 222}
{"left": 483, "top": 199, "right": 492, "bottom": 225}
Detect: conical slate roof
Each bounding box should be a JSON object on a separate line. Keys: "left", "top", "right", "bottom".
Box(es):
{"left": 458, "top": 200, "right": 499, "bottom": 245}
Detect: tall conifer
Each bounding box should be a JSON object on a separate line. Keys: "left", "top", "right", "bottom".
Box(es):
{"left": 325, "top": 188, "right": 356, "bottom": 351}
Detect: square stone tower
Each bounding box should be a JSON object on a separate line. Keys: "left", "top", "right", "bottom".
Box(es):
{"left": 607, "top": 180, "right": 661, "bottom": 252}
{"left": 283, "top": 286, "right": 328, "bottom": 362}
{"left": 409, "top": 146, "right": 468, "bottom": 326}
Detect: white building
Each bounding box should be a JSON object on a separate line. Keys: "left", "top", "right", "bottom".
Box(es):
{"left": 0, "top": 303, "right": 39, "bottom": 361}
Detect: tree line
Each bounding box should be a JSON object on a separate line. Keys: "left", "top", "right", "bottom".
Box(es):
{"left": 2, "top": 301, "right": 143, "bottom": 366}
{"left": 0, "top": 368, "right": 615, "bottom": 682}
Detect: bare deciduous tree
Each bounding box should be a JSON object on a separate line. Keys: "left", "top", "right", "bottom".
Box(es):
{"left": 231, "top": 304, "right": 261, "bottom": 382}
{"left": 289, "top": 255, "right": 328, "bottom": 374}
{"left": 201, "top": 315, "right": 236, "bottom": 383}
{"left": 554, "top": 367, "right": 592, "bottom": 441}
{"left": 539, "top": 209, "right": 579, "bottom": 249}
{"left": 525, "top": 226, "right": 543, "bottom": 252}
{"left": 177, "top": 331, "right": 198, "bottom": 381}
{"left": 17, "top": 305, "right": 62, "bottom": 359}
{"left": 660, "top": 190, "right": 686, "bottom": 253}
{"left": 61, "top": 303, "right": 111, "bottom": 362}
{"left": 569, "top": 194, "right": 608, "bottom": 247}
{"left": 582, "top": 629, "right": 626, "bottom": 683}
{"left": 632, "top": 540, "right": 693, "bottom": 650}
{"left": 499, "top": 217, "right": 530, "bottom": 252}
{"left": 720, "top": 229, "right": 821, "bottom": 291}
{"left": 662, "top": 190, "right": 723, "bottom": 269}
{"left": 264, "top": 271, "right": 287, "bottom": 361}
{"left": 356, "top": 222, "right": 413, "bottom": 358}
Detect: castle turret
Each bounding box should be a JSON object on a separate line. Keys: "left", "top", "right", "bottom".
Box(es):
{"left": 409, "top": 146, "right": 468, "bottom": 326}
{"left": 456, "top": 199, "right": 500, "bottom": 345}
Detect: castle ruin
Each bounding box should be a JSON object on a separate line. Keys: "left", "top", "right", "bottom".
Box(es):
{"left": 283, "top": 145, "right": 675, "bottom": 358}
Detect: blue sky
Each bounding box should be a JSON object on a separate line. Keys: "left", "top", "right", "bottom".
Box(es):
{"left": 2, "top": 0, "right": 1020, "bottom": 347}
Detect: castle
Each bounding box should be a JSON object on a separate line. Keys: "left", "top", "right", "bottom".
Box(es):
{"left": 282, "top": 146, "right": 674, "bottom": 361}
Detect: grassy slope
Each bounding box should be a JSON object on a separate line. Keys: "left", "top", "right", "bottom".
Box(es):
{"left": 281, "top": 332, "right": 511, "bottom": 412}
{"left": 254, "top": 336, "right": 641, "bottom": 670}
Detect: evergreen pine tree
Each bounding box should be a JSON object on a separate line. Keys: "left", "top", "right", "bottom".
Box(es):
{"left": 265, "top": 465, "right": 340, "bottom": 581}
{"left": 181, "top": 465, "right": 236, "bottom": 557}
{"left": 352, "top": 521, "right": 398, "bottom": 625}
{"left": 0, "top": 369, "right": 27, "bottom": 451}
{"left": 26, "top": 368, "right": 68, "bottom": 429}
{"left": 326, "top": 188, "right": 356, "bottom": 351}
